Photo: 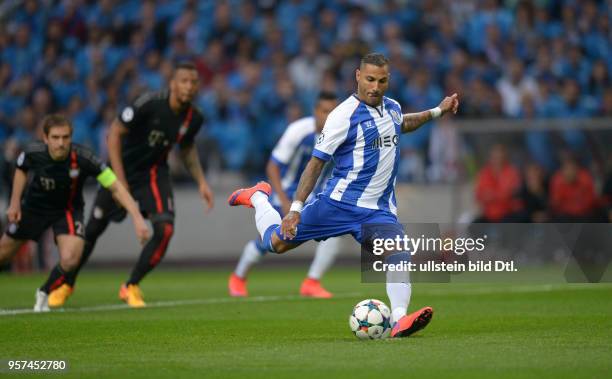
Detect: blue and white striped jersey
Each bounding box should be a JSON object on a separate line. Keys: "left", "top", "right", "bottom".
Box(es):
{"left": 269, "top": 116, "right": 331, "bottom": 207}
{"left": 312, "top": 95, "right": 402, "bottom": 215}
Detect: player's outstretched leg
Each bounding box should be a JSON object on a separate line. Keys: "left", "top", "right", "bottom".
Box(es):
{"left": 384, "top": 252, "right": 433, "bottom": 338}
{"left": 227, "top": 181, "right": 272, "bottom": 209}
{"left": 121, "top": 220, "right": 174, "bottom": 308}
{"left": 228, "top": 181, "right": 299, "bottom": 255}
{"left": 47, "top": 216, "right": 111, "bottom": 308}
{"left": 300, "top": 237, "right": 341, "bottom": 298}
{"left": 227, "top": 182, "right": 282, "bottom": 250}
{"left": 229, "top": 239, "right": 268, "bottom": 297}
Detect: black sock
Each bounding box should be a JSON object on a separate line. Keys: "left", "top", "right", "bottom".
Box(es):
{"left": 40, "top": 264, "right": 66, "bottom": 294}
{"left": 127, "top": 222, "right": 174, "bottom": 285}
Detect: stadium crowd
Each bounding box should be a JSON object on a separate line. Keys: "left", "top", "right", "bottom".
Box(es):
{"left": 0, "top": 0, "right": 611, "bottom": 181}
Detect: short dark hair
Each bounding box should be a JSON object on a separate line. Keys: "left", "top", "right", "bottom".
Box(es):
{"left": 360, "top": 53, "right": 389, "bottom": 68}
{"left": 173, "top": 61, "right": 198, "bottom": 73}
{"left": 317, "top": 91, "right": 337, "bottom": 102}
{"left": 42, "top": 114, "right": 72, "bottom": 135}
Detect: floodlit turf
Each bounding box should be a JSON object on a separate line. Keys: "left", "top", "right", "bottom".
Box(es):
{"left": 0, "top": 267, "right": 610, "bottom": 379}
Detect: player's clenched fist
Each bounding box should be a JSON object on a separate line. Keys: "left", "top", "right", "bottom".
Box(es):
{"left": 438, "top": 93, "right": 460, "bottom": 115}
{"left": 133, "top": 217, "right": 151, "bottom": 246}
{"left": 281, "top": 211, "right": 300, "bottom": 239}
{"left": 6, "top": 204, "right": 21, "bottom": 223}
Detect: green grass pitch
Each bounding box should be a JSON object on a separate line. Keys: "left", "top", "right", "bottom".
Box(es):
{"left": 0, "top": 267, "right": 610, "bottom": 378}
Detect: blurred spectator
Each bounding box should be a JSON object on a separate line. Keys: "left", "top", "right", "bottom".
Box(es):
{"left": 601, "top": 154, "right": 612, "bottom": 222}
{"left": 288, "top": 36, "right": 331, "bottom": 95}
{"left": 474, "top": 145, "right": 522, "bottom": 222}
{"left": 496, "top": 59, "right": 538, "bottom": 117}
{"left": 427, "top": 119, "right": 461, "bottom": 183}
{"left": 518, "top": 164, "right": 549, "bottom": 223}
{"left": 549, "top": 155, "right": 599, "bottom": 222}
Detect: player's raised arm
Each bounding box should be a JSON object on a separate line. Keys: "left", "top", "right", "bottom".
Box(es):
{"left": 179, "top": 143, "right": 214, "bottom": 212}
{"left": 6, "top": 167, "right": 27, "bottom": 223}
{"left": 107, "top": 118, "right": 130, "bottom": 189}
{"left": 401, "top": 93, "right": 460, "bottom": 133}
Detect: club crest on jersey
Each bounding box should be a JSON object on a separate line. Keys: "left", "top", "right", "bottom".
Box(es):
{"left": 389, "top": 109, "right": 402, "bottom": 125}
{"left": 69, "top": 168, "right": 80, "bottom": 178}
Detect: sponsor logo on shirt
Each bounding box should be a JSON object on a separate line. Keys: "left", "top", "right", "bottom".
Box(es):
{"left": 371, "top": 134, "right": 399, "bottom": 149}
{"left": 40, "top": 177, "right": 56, "bottom": 191}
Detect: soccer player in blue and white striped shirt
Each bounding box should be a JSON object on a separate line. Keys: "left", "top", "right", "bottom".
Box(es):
{"left": 229, "top": 53, "right": 459, "bottom": 338}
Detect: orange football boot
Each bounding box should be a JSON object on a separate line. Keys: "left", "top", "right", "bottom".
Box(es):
{"left": 228, "top": 273, "right": 248, "bottom": 297}
{"left": 391, "top": 306, "right": 433, "bottom": 338}
{"left": 300, "top": 278, "right": 333, "bottom": 298}
{"left": 227, "top": 182, "right": 272, "bottom": 208}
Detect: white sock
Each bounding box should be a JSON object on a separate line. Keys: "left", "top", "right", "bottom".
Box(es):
{"left": 386, "top": 282, "right": 412, "bottom": 324}
{"left": 307, "top": 237, "right": 341, "bottom": 280}
{"left": 234, "top": 240, "right": 265, "bottom": 278}
{"left": 251, "top": 192, "right": 281, "bottom": 238}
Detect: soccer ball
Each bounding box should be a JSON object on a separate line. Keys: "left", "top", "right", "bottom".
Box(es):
{"left": 349, "top": 299, "right": 392, "bottom": 340}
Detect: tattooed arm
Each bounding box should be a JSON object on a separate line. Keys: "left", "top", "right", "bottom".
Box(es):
{"left": 401, "top": 93, "right": 460, "bottom": 134}
{"left": 293, "top": 157, "right": 326, "bottom": 203}
{"left": 401, "top": 110, "right": 435, "bottom": 133}
{"left": 280, "top": 157, "right": 325, "bottom": 239}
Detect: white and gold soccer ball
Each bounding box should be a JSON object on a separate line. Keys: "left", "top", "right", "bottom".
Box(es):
{"left": 349, "top": 299, "right": 392, "bottom": 340}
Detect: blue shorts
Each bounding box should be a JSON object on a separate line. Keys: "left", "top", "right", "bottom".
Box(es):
{"left": 274, "top": 195, "right": 404, "bottom": 244}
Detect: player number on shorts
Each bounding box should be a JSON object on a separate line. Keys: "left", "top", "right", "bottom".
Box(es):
{"left": 75, "top": 221, "right": 84, "bottom": 236}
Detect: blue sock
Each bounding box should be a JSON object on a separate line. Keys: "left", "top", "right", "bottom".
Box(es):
{"left": 255, "top": 238, "right": 268, "bottom": 256}
{"left": 262, "top": 224, "right": 280, "bottom": 253}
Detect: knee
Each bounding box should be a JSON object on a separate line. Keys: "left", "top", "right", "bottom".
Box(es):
{"left": 85, "top": 218, "right": 108, "bottom": 241}
{"left": 271, "top": 239, "right": 294, "bottom": 254}
{"left": 152, "top": 222, "right": 174, "bottom": 242}
{"left": 0, "top": 236, "right": 21, "bottom": 264}
{"left": 60, "top": 250, "right": 81, "bottom": 271}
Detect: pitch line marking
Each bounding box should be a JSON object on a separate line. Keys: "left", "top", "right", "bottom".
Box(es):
{"left": 0, "top": 292, "right": 364, "bottom": 317}
{"left": 0, "top": 283, "right": 609, "bottom": 317}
